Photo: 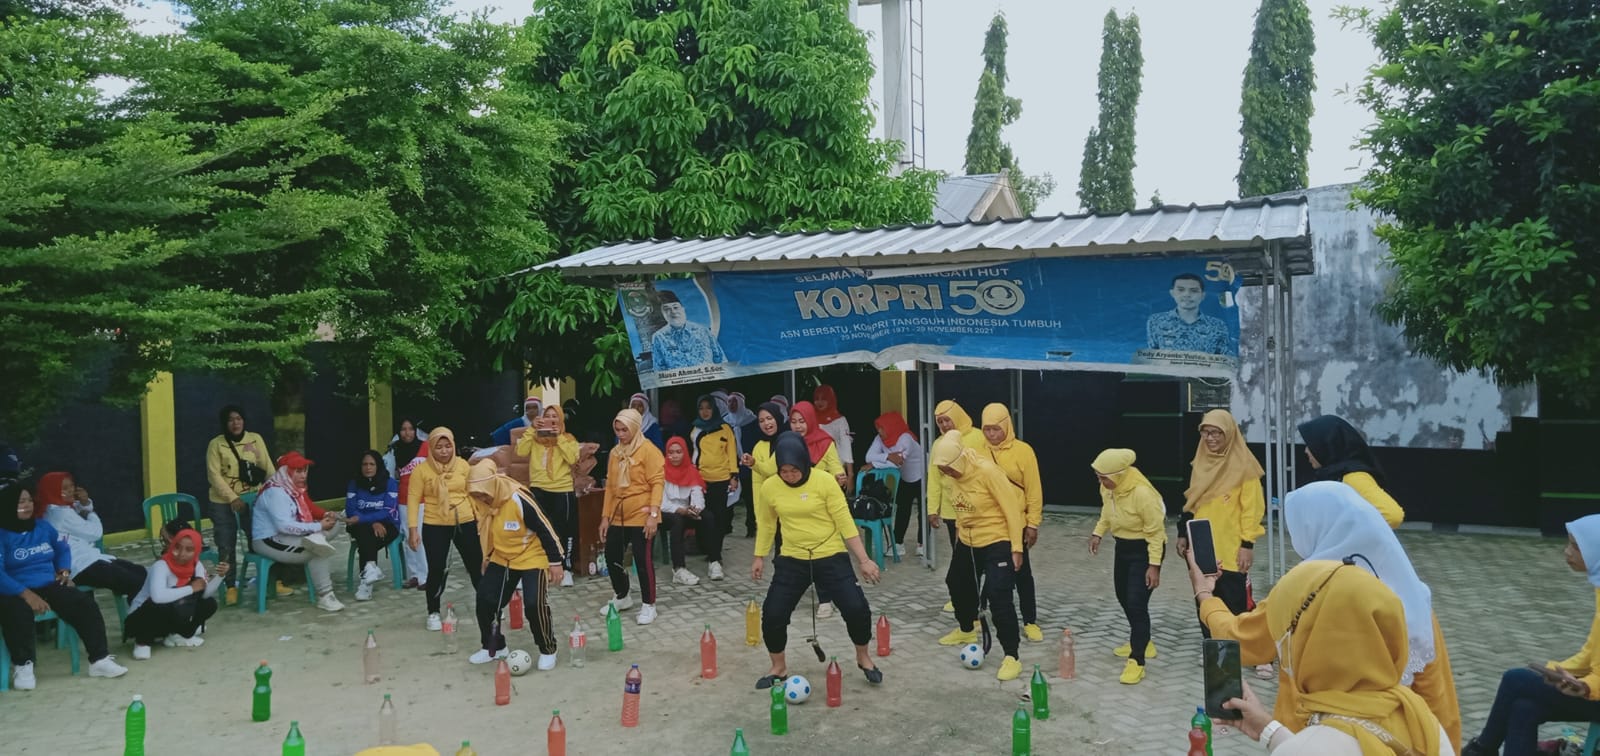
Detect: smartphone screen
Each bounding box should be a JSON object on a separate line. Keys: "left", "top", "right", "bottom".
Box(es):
{"left": 1203, "top": 638, "right": 1244, "bottom": 720}
{"left": 1188, "top": 519, "right": 1219, "bottom": 575}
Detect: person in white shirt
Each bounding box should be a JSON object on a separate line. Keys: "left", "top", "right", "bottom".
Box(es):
{"left": 250, "top": 451, "right": 345, "bottom": 612}
{"left": 660, "top": 437, "right": 706, "bottom": 586}
{"left": 811, "top": 385, "right": 854, "bottom": 493}
{"left": 36, "top": 472, "right": 146, "bottom": 600}
{"left": 863, "top": 412, "right": 925, "bottom": 556}
{"left": 125, "top": 527, "right": 223, "bottom": 660}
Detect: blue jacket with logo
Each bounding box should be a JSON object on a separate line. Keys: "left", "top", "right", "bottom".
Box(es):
{"left": 0, "top": 523, "right": 71, "bottom": 595}
{"left": 345, "top": 479, "right": 399, "bottom": 527}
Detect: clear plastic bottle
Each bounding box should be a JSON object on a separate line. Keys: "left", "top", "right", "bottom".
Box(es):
{"left": 124, "top": 694, "right": 146, "bottom": 756}
{"left": 442, "top": 603, "right": 459, "bottom": 654}
{"left": 569, "top": 615, "right": 587, "bottom": 668}
{"left": 282, "top": 721, "right": 305, "bottom": 756}
{"left": 252, "top": 661, "right": 272, "bottom": 722}
{"left": 364, "top": 629, "right": 381, "bottom": 684}
{"left": 700, "top": 624, "right": 717, "bottom": 679}
{"left": 744, "top": 601, "right": 761, "bottom": 646}
{"left": 378, "top": 694, "right": 397, "bottom": 745}
{"left": 1058, "top": 628, "right": 1075, "bottom": 680}
{"left": 495, "top": 659, "right": 511, "bottom": 706}
{"left": 454, "top": 741, "right": 477, "bottom": 756}
{"left": 620, "top": 664, "right": 642, "bottom": 727}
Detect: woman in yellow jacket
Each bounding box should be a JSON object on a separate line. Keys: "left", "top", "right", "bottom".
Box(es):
{"left": 690, "top": 394, "right": 738, "bottom": 581}
{"left": 928, "top": 400, "right": 987, "bottom": 614}
{"left": 205, "top": 404, "right": 273, "bottom": 604}
{"left": 1297, "top": 415, "right": 1404, "bottom": 527}
{"left": 466, "top": 460, "right": 565, "bottom": 670}
{"left": 1463, "top": 514, "right": 1600, "bottom": 756}
{"left": 601, "top": 409, "right": 665, "bottom": 625}
{"left": 751, "top": 432, "right": 882, "bottom": 690}
{"left": 406, "top": 426, "right": 479, "bottom": 631}
{"left": 929, "top": 431, "right": 1027, "bottom": 682}
{"left": 1176, "top": 409, "right": 1266, "bottom": 672}
{"left": 787, "top": 400, "right": 848, "bottom": 618}
{"left": 981, "top": 403, "right": 1045, "bottom": 643}
{"left": 738, "top": 402, "right": 790, "bottom": 549}
{"left": 1088, "top": 449, "right": 1167, "bottom": 686}
{"left": 1187, "top": 481, "right": 1461, "bottom": 750}
{"left": 516, "top": 404, "right": 580, "bottom": 587}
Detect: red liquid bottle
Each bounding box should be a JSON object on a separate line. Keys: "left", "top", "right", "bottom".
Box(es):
{"left": 875, "top": 614, "right": 891, "bottom": 656}
{"left": 548, "top": 710, "right": 566, "bottom": 756}
{"left": 509, "top": 589, "right": 524, "bottom": 630}
{"left": 700, "top": 624, "right": 717, "bottom": 680}
{"left": 825, "top": 657, "right": 842, "bottom": 707}
{"left": 494, "top": 659, "right": 511, "bottom": 706}
{"left": 621, "top": 665, "right": 642, "bottom": 727}
{"left": 1187, "top": 725, "right": 1208, "bottom": 756}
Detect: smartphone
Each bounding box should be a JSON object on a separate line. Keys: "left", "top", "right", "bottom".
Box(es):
{"left": 1188, "top": 518, "right": 1220, "bottom": 575}
{"left": 1203, "top": 638, "right": 1244, "bottom": 720}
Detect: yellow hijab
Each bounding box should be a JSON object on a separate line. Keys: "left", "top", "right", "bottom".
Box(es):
{"left": 929, "top": 430, "right": 980, "bottom": 476}
{"left": 1183, "top": 409, "right": 1265, "bottom": 512}
{"left": 934, "top": 400, "right": 975, "bottom": 434}
{"left": 424, "top": 426, "right": 461, "bottom": 507}
{"left": 1270, "top": 560, "right": 1442, "bottom": 755}
{"left": 534, "top": 406, "right": 569, "bottom": 471}
{"left": 1090, "top": 448, "right": 1156, "bottom": 501}
{"left": 611, "top": 408, "right": 646, "bottom": 485}
{"left": 980, "top": 402, "right": 1016, "bottom": 450}
{"left": 467, "top": 459, "right": 526, "bottom": 520}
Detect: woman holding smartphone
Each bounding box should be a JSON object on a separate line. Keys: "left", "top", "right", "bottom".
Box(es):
{"left": 517, "top": 405, "right": 580, "bottom": 587}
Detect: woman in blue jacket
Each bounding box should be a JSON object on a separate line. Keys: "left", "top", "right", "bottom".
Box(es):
{"left": 346, "top": 450, "right": 400, "bottom": 602}
{"left": 0, "top": 481, "right": 127, "bottom": 690}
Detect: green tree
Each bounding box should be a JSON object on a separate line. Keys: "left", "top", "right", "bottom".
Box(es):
{"left": 962, "top": 12, "right": 1052, "bottom": 215}
{"left": 1077, "top": 9, "right": 1143, "bottom": 214}
{"left": 1345, "top": 2, "right": 1600, "bottom": 402}
{"left": 495, "top": 0, "right": 938, "bottom": 392}
{"left": 1237, "top": 0, "right": 1316, "bottom": 197}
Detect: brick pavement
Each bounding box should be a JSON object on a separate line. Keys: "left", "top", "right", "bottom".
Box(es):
{"left": 0, "top": 512, "right": 1584, "bottom": 754}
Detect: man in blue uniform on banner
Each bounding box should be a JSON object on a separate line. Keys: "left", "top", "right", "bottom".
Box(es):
{"left": 650, "top": 290, "right": 727, "bottom": 370}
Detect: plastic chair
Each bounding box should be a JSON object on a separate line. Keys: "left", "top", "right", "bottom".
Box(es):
{"left": 77, "top": 585, "right": 128, "bottom": 637}
{"left": 852, "top": 468, "right": 901, "bottom": 569}
{"left": 1584, "top": 722, "right": 1599, "bottom": 756}
{"left": 0, "top": 610, "right": 79, "bottom": 691}
{"left": 345, "top": 531, "right": 407, "bottom": 592}
{"left": 142, "top": 493, "right": 209, "bottom": 559}
{"left": 235, "top": 507, "right": 318, "bottom": 614}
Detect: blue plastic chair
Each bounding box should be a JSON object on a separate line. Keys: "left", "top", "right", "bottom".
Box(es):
{"left": 142, "top": 493, "right": 212, "bottom": 561}
{"left": 345, "top": 532, "right": 407, "bottom": 592}
{"left": 852, "top": 468, "right": 901, "bottom": 569}
{"left": 235, "top": 506, "right": 318, "bottom": 614}
{"left": 0, "top": 610, "right": 79, "bottom": 691}
{"left": 1584, "top": 722, "right": 1599, "bottom": 756}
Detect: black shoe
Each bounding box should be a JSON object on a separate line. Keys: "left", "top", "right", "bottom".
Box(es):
{"left": 859, "top": 664, "right": 883, "bottom": 684}
{"left": 755, "top": 673, "right": 785, "bottom": 690}
{"left": 1460, "top": 739, "right": 1491, "bottom": 756}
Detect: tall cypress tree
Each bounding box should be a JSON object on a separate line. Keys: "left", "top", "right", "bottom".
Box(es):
{"left": 1237, "top": 0, "right": 1316, "bottom": 197}
{"left": 1077, "top": 9, "right": 1143, "bottom": 214}
{"left": 962, "top": 12, "right": 1052, "bottom": 215}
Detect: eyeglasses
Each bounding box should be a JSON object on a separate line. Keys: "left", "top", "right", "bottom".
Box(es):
{"left": 1200, "top": 429, "right": 1225, "bottom": 439}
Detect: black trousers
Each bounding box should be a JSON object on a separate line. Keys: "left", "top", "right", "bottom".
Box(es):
{"left": 346, "top": 521, "right": 399, "bottom": 571}
{"left": 422, "top": 522, "right": 483, "bottom": 614}
{"left": 476, "top": 562, "right": 557, "bottom": 655}
{"left": 891, "top": 481, "right": 923, "bottom": 546}
{"left": 531, "top": 489, "right": 576, "bottom": 570}
{"left": 947, "top": 540, "right": 1020, "bottom": 657}
{"left": 75, "top": 559, "right": 147, "bottom": 599}
{"left": 1197, "top": 570, "right": 1249, "bottom": 638}
{"left": 1113, "top": 538, "right": 1157, "bottom": 664}
{"left": 697, "top": 480, "right": 729, "bottom": 563}
{"left": 605, "top": 526, "right": 656, "bottom": 604}
{"left": 661, "top": 512, "right": 696, "bottom": 569}
{"left": 740, "top": 468, "right": 756, "bottom": 535}
{"left": 0, "top": 583, "right": 110, "bottom": 664}
{"left": 208, "top": 499, "right": 248, "bottom": 587}
{"left": 125, "top": 594, "right": 218, "bottom": 645}
{"left": 761, "top": 553, "right": 872, "bottom": 654}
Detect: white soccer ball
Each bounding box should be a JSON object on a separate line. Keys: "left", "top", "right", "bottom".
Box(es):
{"left": 506, "top": 649, "right": 533, "bottom": 676}
{"left": 784, "top": 674, "right": 812, "bottom": 704}
{"left": 959, "top": 642, "right": 985, "bottom": 669}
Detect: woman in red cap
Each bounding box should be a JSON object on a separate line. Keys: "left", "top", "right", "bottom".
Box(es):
{"left": 250, "top": 451, "right": 345, "bottom": 612}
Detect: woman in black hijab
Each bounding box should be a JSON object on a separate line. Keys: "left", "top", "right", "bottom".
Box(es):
{"left": 1296, "top": 415, "right": 1405, "bottom": 528}
{"left": 345, "top": 450, "right": 400, "bottom": 601}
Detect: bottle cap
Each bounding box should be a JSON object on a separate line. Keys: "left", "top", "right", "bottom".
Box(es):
{"left": 553, "top": 709, "right": 560, "bottom": 715}
{"left": 132, "top": 694, "right": 143, "bottom": 701}
{"left": 384, "top": 694, "right": 391, "bottom": 700}
{"left": 259, "top": 659, "right": 268, "bottom": 665}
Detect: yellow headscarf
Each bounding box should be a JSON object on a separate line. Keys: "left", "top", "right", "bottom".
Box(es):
{"left": 467, "top": 459, "right": 524, "bottom": 519}
{"left": 534, "top": 405, "right": 568, "bottom": 471}
{"left": 929, "top": 430, "right": 979, "bottom": 476}
{"left": 980, "top": 403, "right": 1016, "bottom": 450}
{"left": 611, "top": 408, "right": 645, "bottom": 485}
{"left": 934, "top": 400, "right": 975, "bottom": 433}
{"left": 1091, "top": 448, "right": 1156, "bottom": 500}
{"left": 1183, "top": 409, "right": 1266, "bottom": 512}
{"left": 425, "top": 426, "right": 459, "bottom": 507}
{"left": 1269, "top": 560, "right": 1442, "bottom": 755}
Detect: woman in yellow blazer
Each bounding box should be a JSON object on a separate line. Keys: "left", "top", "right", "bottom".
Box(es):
{"left": 516, "top": 404, "right": 580, "bottom": 586}
{"left": 405, "top": 426, "right": 479, "bottom": 631}
{"left": 690, "top": 394, "right": 738, "bottom": 581}
{"left": 1088, "top": 449, "right": 1167, "bottom": 686}
{"left": 1298, "top": 415, "right": 1404, "bottom": 527}
{"left": 1463, "top": 514, "right": 1600, "bottom": 756}
{"left": 981, "top": 403, "right": 1044, "bottom": 643}
{"left": 600, "top": 408, "right": 665, "bottom": 625}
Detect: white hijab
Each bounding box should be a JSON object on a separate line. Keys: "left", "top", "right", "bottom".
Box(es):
{"left": 1568, "top": 515, "right": 1600, "bottom": 588}
{"left": 1284, "top": 480, "right": 1435, "bottom": 685}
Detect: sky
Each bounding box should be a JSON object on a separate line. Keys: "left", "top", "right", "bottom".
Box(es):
{"left": 126, "top": 0, "right": 1379, "bottom": 215}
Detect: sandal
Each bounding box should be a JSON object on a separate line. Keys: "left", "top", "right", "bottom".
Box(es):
{"left": 859, "top": 664, "right": 883, "bottom": 685}
{"left": 755, "top": 673, "right": 785, "bottom": 690}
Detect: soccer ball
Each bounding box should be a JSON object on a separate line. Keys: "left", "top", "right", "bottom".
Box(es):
{"left": 959, "top": 643, "right": 985, "bottom": 669}
{"left": 506, "top": 649, "right": 533, "bottom": 676}
{"left": 783, "top": 674, "right": 812, "bottom": 704}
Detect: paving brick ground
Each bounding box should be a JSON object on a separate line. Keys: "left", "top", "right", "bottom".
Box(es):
{"left": 0, "top": 511, "right": 1584, "bottom": 754}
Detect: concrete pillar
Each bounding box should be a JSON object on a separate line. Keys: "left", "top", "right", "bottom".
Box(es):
{"left": 139, "top": 372, "right": 178, "bottom": 499}
{"left": 367, "top": 379, "right": 393, "bottom": 451}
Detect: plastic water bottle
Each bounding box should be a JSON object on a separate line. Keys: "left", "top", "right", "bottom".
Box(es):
{"left": 621, "top": 664, "right": 642, "bottom": 727}
{"left": 875, "top": 613, "right": 892, "bottom": 656}
{"left": 509, "top": 589, "right": 524, "bottom": 630}
{"left": 1058, "top": 628, "right": 1075, "bottom": 680}
{"left": 494, "top": 659, "right": 512, "bottom": 705}
{"left": 282, "top": 721, "right": 305, "bottom": 756}
{"left": 1030, "top": 664, "right": 1050, "bottom": 720}
{"left": 769, "top": 681, "right": 788, "bottom": 735}
{"left": 442, "top": 604, "right": 459, "bottom": 654}
{"left": 587, "top": 558, "right": 597, "bottom": 576}
{"left": 700, "top": 624, "right": 718, "bottom": 679}
{"left": 364, "top": 629, "right": 381, "bottom": 684}
{"left": 569, "top": 615, "right": 587, "bottom": 668}
{"left": 606, "top": 604, "right": 624, "bottom": 652}
{"left": 1187, "top": 724, "right": 1208, "bottom": 756}
{"left": 124, "top": 694, "right": 146, "bottom": 756}
{"left": 378, "top": 693, "right": 397, "bottom": 745}
{"left": 825, "top": 657, "right": 842, "bottom": 707}
{"left": 455, "top": 741, "right": 477, "bottom": 756}
{"left": 744, "top": 600, "right": 761, "bottom": 646}
{"left": 1191, "top": 707, "right": 1213, "bottom": 756}
{"left": 1011, "top": 705, "right": 1031, "bottom": 756}
{"left": 548, "top": 710, "right": 567, "bottom": 756}
{"left": 252, "top": 661, "right": 272, "bottom": 722}
{"left": 730, "top": 728, "right": 750, "bottom": 755}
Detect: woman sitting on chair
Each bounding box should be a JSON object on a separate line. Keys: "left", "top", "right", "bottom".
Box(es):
{"left": 126, "top": 527, "right": 222, "bottom": 661}
{"left": 36, "top": 472, "right": 147, "bottom": 601}
{"left": 251, "top": 451, "right": 345, "bottom": 613}
{"left": 346, "top": 450, "right": 400, "bottom": 602}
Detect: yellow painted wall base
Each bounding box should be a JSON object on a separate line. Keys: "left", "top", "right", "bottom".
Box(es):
{"left": 139, "top": 372, "right": 178, "bottom": 500}
{"left": 368, "top": 380, "right": 394, "bottom": 451}
{"left": 879, "top": 369, "right": 908, "bottom": 419}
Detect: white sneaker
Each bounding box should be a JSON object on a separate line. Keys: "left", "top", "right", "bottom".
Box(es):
{"left": 917, "top": 544, "right": 926, "bottom": 557}
{"left": 132, "top": 644, "right": 152, "bottom": 660}
{"left": 560, "top": 572, "right": 574, "bottom": 587}
{"left": 426, "top": 613, "right": 443, "bottom": 631}
{"left": 89, "top": 656, "right": 129, "bottom": 678}
{"left": 162, "top": 634, "right": 183, "bottom": 647}
{"left": 537, "top": 653, "right": 557, "bottom": 671}
{"left": 355, "top": 583, "right": 373, "bottom": 601}
{"left": 708, "top": 562, "right": 724, "bottom": 580}
{"left": 172, "top": 635, "right": 203, "bottom": 648}
{"left": 361, "top": 563, "right": 383, "bottom": 584}
{"left": 316, "top": 593, "right": 346, "bottom": 612}
{"left": 12, "top": 662, "right": 34, "bottom": 690}
{"left": 815, "top": 602, "right": 835, "bottom": 619}
{"left": 673, "top": 568, "right": 700, "bottom": 586}
{"left": 602, "top": 595, "right": 633, "bottom": 617}
{"left": 636, "top": 604, "right": 657, "bottom": 625}
{"left": 468, "top": 648, "right": 506, "bottom": 665}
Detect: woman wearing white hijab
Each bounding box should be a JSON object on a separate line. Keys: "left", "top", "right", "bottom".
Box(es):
{"left": 1189, "top": 480, "right": 1461, "bottom": 749}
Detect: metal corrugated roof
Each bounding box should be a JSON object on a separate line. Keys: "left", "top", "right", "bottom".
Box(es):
{"left": 933, "top": 173, "right": 1005, "bottom": 223}
{"left": 534, "top": 196, "right": 1313, "bottom": 281}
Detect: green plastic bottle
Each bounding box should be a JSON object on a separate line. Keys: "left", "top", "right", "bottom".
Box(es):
{"left": 769, "top": 682, "right": 788, "bottom": 735}
{"left": 124, "top": 694, "right": 146, "bottom": 756}
{"left": 1011, "top": 704, "right": 1031, "bottom": 756}
{"left": 252, "top": 661, "right": 272, "bottom": 722}
{"left": 606, "top": 603, "right": 624, "bottom": 652}
{"left": 730, "top": 728, "right": 750, "bottom": 755}
{"left": 455, "top": 741, "right": 478, "bottom": 756}
{"left": 1190, "top": 706, "right": 1213, "bottom": 756}
{"left": 282, "top": 721, "right": 304, "bottom": 756}
{"left": 1030, "top": 664, "right": 1049, "bottom": 720}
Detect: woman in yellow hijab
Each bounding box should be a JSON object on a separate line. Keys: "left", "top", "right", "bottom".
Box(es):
{"left": 404, "top": 426, "right": 480, "bottom": 631}
{"left": 980, "top": 403, "right": 1044, "bottom": 642}
{"left": 466, "top": 460, "right": 565, "bottom": 670}
{"left": 1223, "top": 559, "right": 1450, "bottom": 755}
{"left": 1088, "top": 449, "right": 1167, "bottom": 685}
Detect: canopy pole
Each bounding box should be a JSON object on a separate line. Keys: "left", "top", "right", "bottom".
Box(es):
{"left": 1264, "top": 241, "right": 1294, "bottom": 584}
{"left": 1010, "top": 369, "right": 1024, "bottom": 438}
{"left": 919, "top": 362, "right": 937, "bottom": 570}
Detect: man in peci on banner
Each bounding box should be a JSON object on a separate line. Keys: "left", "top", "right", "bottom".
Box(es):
{"left": 1147, "top": 273, "right": 1231, "bottom": 355}
{"left": 650, "top": 290, "right": 727, "bottom": 371}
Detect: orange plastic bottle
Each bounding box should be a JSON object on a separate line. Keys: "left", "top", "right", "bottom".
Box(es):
{"left": 875, "top": 614, "right": 891, "bottom": 656}
{"left": 1058, "top": 628, "right": 1076, "bottom": 680}
{"left": 548, "top": 710, "right": 567, "bottom": 756}
{"left": 621, "top": 665, "right": 642, "bottom": 727}
{"left": 509, "top": 589, "right": 524, "bottom": 630}
{"left": 494, "top": 659, "right": 511, "bottom": 705}
{"left": 700, "top": 625, "right": 717, "bottom": 680}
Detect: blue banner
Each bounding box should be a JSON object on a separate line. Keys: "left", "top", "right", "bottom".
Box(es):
{"left": 616, "top": 257, "right": 1242, "bottom": 389}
